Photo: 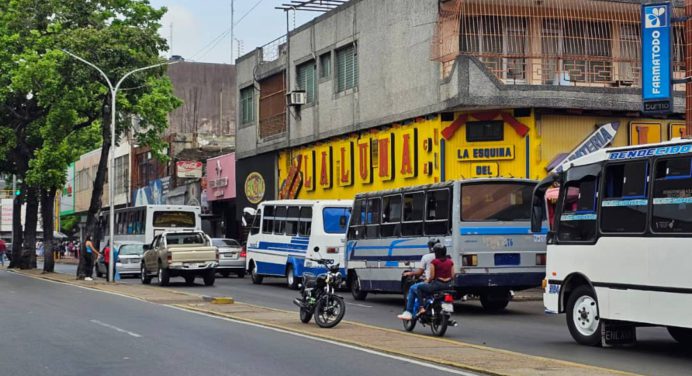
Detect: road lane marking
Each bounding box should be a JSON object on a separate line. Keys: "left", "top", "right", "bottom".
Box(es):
{"left": 346, "top": 302, "right": 373, "bottom": 308}
{"left": 90, "top": 319, "right": 142, "bottom": 338}
{"left": 167, "top": 305, "right": 479, "bottom": 376}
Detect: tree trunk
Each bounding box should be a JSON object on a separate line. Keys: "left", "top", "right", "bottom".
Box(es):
{"left": 41, "top": 188, "right": 56, "bottom": 273}
{"left": 20, "top": 186, "right": 39, "bottom": 269}
{"left": 8, "top": 189, "right": 24, "bottom": 268}
{"left": 85, "top": 110, "right": 112, "bottom": 250}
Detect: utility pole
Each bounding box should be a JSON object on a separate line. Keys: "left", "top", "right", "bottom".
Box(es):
{"left": 686, "top": 0, "right": 692, "bottom": 136}
{"left": 230, "top": 0, "right": 234, "bottom": 64}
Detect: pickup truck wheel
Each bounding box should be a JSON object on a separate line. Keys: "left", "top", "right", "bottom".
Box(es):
{"left": 203, "top": 270, "right": 216, "bottom": 286}
{"left": 157, "top": 264, "right": 170, "bottom": 287}
{"left": 140, "top": 264, "right": 152, "bottom": 285}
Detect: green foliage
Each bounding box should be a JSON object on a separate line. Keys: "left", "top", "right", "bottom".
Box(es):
{"left": 0, "top": 0, "right": 179, "bottom": 189}
{"left": 60, "top": 214, "right": 79, "bottom": 235}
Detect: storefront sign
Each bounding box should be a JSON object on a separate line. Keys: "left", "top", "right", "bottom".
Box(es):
{"left": 378, "top": 134, "right": 395, "bottom": 181}
{"left": 318, "top": 146, "right": 333, "bottom": 189}
{"left": 457, "top": 145, "right": 514, "bottom": 161}
{"left": 552, "top": 122, "right": 620, "bottom": 173}
{"left": 642, "top": 3, "right": 672, "bottom": 114}
{"left": 471, "top": 163, "right": 499, "bottom": 178}
{"left": 397, "top": 128, "right": 418, "bottom": 178}
{"left": 301, "top": 150, "right": 315, "bottom": 191}
{"left": 336, "top": 141, "right": 354, "bottom": 187}
{"left": 244, "top": 172, "right": 266, "bottom": 204}
{"left": 357, "top": 138, "right": 372, "bottom": 184}
{"left": 176, "top": 161, "right": 203, "bottom": 178}
{"left": 209, "top": 177, "right": 228, "bottom": 189}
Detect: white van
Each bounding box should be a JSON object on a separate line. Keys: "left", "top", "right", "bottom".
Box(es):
{"left": 245, "top": 199, "right": 352, "bottom": 289}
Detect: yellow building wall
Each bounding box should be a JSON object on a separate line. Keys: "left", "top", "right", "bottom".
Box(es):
{"left": 279, "top": 110, "right": 541, "bottom": 200}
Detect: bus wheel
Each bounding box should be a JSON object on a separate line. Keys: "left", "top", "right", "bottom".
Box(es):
{"left": 566, "top": 285, "right": 602, "bottom": 346}
{"left": 286, "top": 264, "right": 300, "bottom": 290}
{"left": 350, "top": 272, "right": 368, "bottom": 301}
{"left": 250, "top": 262, "right": 263, "bottom": 285}
{"left": 480, "top": 293, "right": 509, "bottom": 312}
{"left": 668, "top": 327, "right": 692, "bottom": 346}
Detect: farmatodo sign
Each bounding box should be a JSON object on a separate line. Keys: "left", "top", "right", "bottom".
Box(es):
{"left": 641, "top": 3, "right": 673, "bottom": 114}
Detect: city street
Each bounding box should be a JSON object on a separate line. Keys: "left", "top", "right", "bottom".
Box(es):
{"left": 0, "top": 268, "right": 469, "bottom": 376}
{"left": 49, "top": 263, "right": 692, "bottom": 376}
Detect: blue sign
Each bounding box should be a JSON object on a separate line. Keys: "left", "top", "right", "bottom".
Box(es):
{"left": 608, "top": 144, "right": 692, "bottom": 160}
{"left": 642, "top": 3, "right": 672, "bottom": 113}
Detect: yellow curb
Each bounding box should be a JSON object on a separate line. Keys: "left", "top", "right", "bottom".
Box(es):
{"left": 208, "top": 297, "right": 234, "bottom": 305}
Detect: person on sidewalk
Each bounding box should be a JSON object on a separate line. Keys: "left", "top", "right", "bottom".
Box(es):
{"left": 83, "top": 236, "right": 99, "bottom": 281}
{"left": 397, "top": 238, "right": 439, "bottom": 321}
{"left": 103, "top": 245, "right": 119, "bottom": 282}
{"left": 415, "top": 244, "right": 454, "bottom": 316}
{"left": 0, "top": 239, "right": 6, "bottom": 267}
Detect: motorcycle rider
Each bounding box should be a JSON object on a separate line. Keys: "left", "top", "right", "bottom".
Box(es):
{"left": 397, "top": 238, "right": 440, "bottom": 321}
{"left": 415, "top": 243, "right": 454, "bottom": 316}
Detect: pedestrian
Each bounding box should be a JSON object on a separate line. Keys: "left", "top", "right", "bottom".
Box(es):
{"left": 0, "top": 239, "right": 6, "bottom": 267}
{"left": 103, "top": 245, "right": 120, "bottom": 282}
{"left": 83, "top": 236, "right": 99, "bottom": 281}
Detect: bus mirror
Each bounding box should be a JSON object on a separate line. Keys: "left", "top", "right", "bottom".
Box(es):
{"left": 531, "top": 204, "right": 544, "bottom": 233}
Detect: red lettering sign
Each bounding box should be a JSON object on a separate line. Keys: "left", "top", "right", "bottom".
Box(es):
{"left": 401, "top": 133, "right": 412, "bottom": 175}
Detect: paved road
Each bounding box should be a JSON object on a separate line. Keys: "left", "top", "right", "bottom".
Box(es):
{"left": 0, "top": 269, "right": 471, "bottom": 376}
{"left": 50, "top": 263, "right": 692, "bottom": 375}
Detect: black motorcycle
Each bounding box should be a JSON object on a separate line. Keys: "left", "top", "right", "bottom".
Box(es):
{"left": 402, "top": 273, "right": 458, "bottom": 337}
{"left": 293, "top": 257, "right": 346, "bottom": 328}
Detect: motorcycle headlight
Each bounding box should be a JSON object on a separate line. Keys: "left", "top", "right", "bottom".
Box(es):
{"left": 334, "top": 273, "right": 343, "bottom": 285}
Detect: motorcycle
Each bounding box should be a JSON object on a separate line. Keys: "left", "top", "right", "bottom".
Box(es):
{"left": 402, "top": 272, "right": 458, "bottom": 337}
{"left": 292, "top": 257, "right": 346, "bottom": 328}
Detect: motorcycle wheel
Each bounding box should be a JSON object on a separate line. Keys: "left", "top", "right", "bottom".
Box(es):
{"left": 403, "top": 316, "right": 417, "bottom": 332}
{"left": 430, "top": 312, "right": 449, "bottom": 337}
{"left": 314, "top": 295, "right": 345, "bottom": 328}
{"left": 299, "top": 307, "right": 313, "bottom": 324}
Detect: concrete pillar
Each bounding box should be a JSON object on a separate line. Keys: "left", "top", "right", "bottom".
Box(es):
{"left": 686, "top": 0, "right": 692, "bottom": 136}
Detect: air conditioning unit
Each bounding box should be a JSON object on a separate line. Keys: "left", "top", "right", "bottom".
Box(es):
{"left": 287, "top": 91, "right": 306, "bottom": 106}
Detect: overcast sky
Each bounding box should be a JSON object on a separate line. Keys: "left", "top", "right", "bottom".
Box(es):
{"left": 149, "top": 0, "right": 317, "bottom": 64}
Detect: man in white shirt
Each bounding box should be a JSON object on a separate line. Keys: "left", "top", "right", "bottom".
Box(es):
{"left": 397, "top": 238, "right": 439, "bottom": 320}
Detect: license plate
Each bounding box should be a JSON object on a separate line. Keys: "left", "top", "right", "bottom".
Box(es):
{"left": 441, "top": 303, "right": 454, "bottom": 313}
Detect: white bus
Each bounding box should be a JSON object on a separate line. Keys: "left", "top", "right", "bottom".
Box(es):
{"left": 245, "top": 199, "right": 352, "bottom": 289}
{"left": 99, "top": 205, "right": 202, "bottom": 246}
{"left": 346, "top": 178, "right": 547, "bottom": 311}
{"left": 532, "top": 139, "right": 692, "bottom": 346}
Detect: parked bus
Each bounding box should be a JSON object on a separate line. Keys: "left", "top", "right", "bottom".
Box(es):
{"left": 245, "top": 199, "right": 352, "bottom": 289}
{"left": 531, "top": 139, "right": 692, "bottom": 346}
{"left": 98, "top": 205, "right": 201, "bottom": 246}
{"left": 346, "top": 178, "right": 546, "bottom": 311}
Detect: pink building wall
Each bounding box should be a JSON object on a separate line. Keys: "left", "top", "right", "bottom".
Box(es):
{"left": 206, "top": 153, "right": 236, "bottom": 201}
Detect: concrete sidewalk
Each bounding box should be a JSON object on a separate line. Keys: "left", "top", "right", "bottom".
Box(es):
{"left": 11, "top": 269, "right": 636, "bottom": 376}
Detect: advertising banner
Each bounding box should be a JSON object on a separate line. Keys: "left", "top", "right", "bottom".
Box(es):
{"left": 641, "top": 3, "right": 672, "bottom": 114}
{"left": 551, "top": 122, "right": 620, "bottom": 173}
{"left": 176, "top": 161, "right": 203, "bottom": 178}
{"left": 59, "top": 163, "right": 75, "bottom": 215}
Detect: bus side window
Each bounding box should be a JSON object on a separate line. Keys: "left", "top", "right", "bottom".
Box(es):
{"left": 262, "top": 206, "right": 275, "bottom": 234}
{"left": 299, "top": 207, "right": 312, "bottom": 236}
{"left": 557, "top": 176, "right": 598, "bottom": 242}
{"left": 652, "top": 157, "right": 692, "bottom": 233}
{"left": 275, "top": 206, "right": 287, "bottom": 234}
{"left": 381, "top": 194, "right": 402, "bottom": 237}
{"left": 365, "top": 198, "right": 381, "bottom": 239}
{"left": 348, "top": 199, "right": 366, "bottom": 239}
{"left": 402, "top": 192, "right": 424, "bottom": 236}
{"left": 601, "top": 161, "right": 649, "bottom": 233}
{"left": 285, "top": 206, "right": 300, "bottom": 236}
{"left": 425, "top": 189, "right": 451, "bottom": 235}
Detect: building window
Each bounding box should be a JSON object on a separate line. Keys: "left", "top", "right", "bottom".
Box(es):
{"left": 651, "top": 157, "right": 692, "bottom": 233}
{"left": 601, "top": 161, "right": 649, "bottom": 233}
{"left": 336, "top": 44, "right": 358, "bottom": 92}
{"left": 319, "top": 52, "right": 331, "bottom": 79}
{"left": 460, "top": 17, "right": 527, "bottom": 81}
{"left": 466, "top": 121, "right": 504, "bottom": 142}
{"left": 619, "top": 24, "right": 640, "bottom": 82}
{"left": 240, "top": 86, "right": 255, "bottom": 124}
{"left": 296, "top": 61, "right": 316, "bottom": 104}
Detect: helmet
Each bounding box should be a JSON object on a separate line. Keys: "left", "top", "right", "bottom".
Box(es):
{"left": 427, "top": 238, "right": 440, "bottom": 249}
{"left": 432, "top": 243, "right": 447, "bottom": 258}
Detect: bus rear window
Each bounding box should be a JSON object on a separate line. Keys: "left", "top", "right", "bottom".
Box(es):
{"left": 153, "top": 211, "right": 196, "bottom": 227}
{"left": 461, "top": 183, "right": 533, "bottom": 221}
{"left": 323, "top": 207, "right": 351, "bottom": 234}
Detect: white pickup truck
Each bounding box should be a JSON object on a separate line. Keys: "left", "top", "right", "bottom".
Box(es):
{"left": 140, "top": 231, "right": 218, "bottom": 286}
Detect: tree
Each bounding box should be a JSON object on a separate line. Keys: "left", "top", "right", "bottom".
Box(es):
{"left": 0, "top": 0, "right": 180, "bottom": 269}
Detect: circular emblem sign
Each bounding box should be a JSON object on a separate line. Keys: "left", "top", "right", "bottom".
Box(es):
{"left": 244, "top": 172, "right": 266, "bottom": 204}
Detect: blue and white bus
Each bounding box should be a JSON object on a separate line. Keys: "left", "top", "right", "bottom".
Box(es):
{"left": 346, "top": 179, "right": 547, "bottom": 311}
{"left": 245, "top": 199, "right": 352, "bottom": 289}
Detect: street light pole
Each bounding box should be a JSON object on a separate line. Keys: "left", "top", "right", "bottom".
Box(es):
{"left": 62, "top": 50, "right": 180, "bottom": 283}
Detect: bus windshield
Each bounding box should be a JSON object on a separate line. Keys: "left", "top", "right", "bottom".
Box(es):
{"left": 323, "top": 207, "right": 351, "bottom": 234}
{"left": 152, "top": 211, "right": 196, "bottom": 228}
{"left": 461, "top": 183, "right": 534, "bottom": 221}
